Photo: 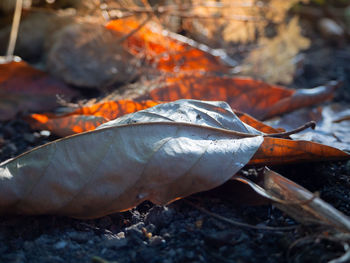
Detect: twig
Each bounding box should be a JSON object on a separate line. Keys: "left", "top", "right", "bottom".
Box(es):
{"left": 105, "top": 1, "right": 266, "bottom": 22}
{"left": 108, "top": 9, "right": 262, "bottom": 22}
{"left": 106, "top": 2, "right": 270, "bottom": 13}
{"left": 6, "top": 0, "right": 23, "bottom": 60}
{"left": 264, "top": 121, "right": 316, "bottom": 138}
{"left": 184, "top": 199, "right": 298, "bottom": 231}
{"left": 333, "top": 116, "right": 350, "bottom": 123}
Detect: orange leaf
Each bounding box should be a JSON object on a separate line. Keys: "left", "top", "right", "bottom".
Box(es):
{"left": 27, "top": 100, "right": 160, "bottom": 136}
{"left": 29, "top": 114, "right": 108, "bottom": 137}
{"left": 28, "top": 98, "right": 280, "bottom": 136}
{"left": 141, "top": 75, "right": 337, "bottom": 120}
{"left": 67, "top": 100, "right": 160, "bottom": 120}
{"left": 105, "top": 18, "right": 228, "bottom": 73}
{"left": 0, "top": 60, "right": 77, "bottom": 121}
{"left": 233, "top": 110, "right": 283, "bottom": 134}
{"left": 249, "top": 137, "right": 349, "bottom": 165}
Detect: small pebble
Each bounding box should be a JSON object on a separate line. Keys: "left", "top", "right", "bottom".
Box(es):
{"left": 116, "top": 231, "right": 125, "bottom": 239}
{"left": 40, "top": 130, "right": 51, "bottom": 137}
{"left": 318, "top": 18, "right": 344, "bottom": 39}
{"left": 53, "top": 240, "right": 68, "bottom": 250}
{"left": 67, "top": 231, "right": 92, "bottom": 243}
{"left": 125, "top": 222, "right": 145, "bottom": 238}
{"left": 103, "top": 233, "right": 127, "bottom": 249}
{"left": 149, "top": 235, "right": 165, "bottom": 246}
{"left": 146, "top": 223, "right": 156, "bottom": 233}
{"left": 145, "top": 206, "right": 174, "bottom": 227}
{"left": 23, "top": 133, "right": 36, "bottom": 143}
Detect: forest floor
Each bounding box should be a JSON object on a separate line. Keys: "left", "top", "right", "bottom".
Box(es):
{"left": 1, "top": 23, "right": 350, "bottom": 263}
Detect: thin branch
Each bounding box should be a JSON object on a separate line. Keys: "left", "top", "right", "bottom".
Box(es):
{"left": 264, "top": 121, "right": 316, "bottom": 138}
{"left": 106, "top": 2, "right": 270, "bottom": 13}
{"left": 184, "top": 199, "right": 298, "bottom": 231}
{"left": 105, "top": 2, "right": 265, "bottom": 22}
{"left": 6, "top": 0, "right": 23, "bottom": 60}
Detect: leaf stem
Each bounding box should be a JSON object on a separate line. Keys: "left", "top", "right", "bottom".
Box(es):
{"left": 264, "top": 121, "right": 316, "bottom": 138}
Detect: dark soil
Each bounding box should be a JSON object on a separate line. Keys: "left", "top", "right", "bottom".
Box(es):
{"left": 1, "top": 15, "right": 350, "bottom": 263}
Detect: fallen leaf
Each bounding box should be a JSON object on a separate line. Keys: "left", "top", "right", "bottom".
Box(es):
{"left": 27, "top": 98, "right": 279, "bottom": 136}
{"left": 268, "top": 103, "right": 350, "bottom": 151}
{"left": 184, "top": 0, "right": 309, "bottom": 45}
{"left": 27, "top": 100, "right": 160, "bottom": 137}
{"left": 47, "top": 21, "right": 136, "bottom": 88}
{"left": 0, "top": 100, "right": 264, "bottom": 218}
{"left": 96, "top": 100, "right": 262, "bottom": 136}
{"left": 249, "top": 137, "right": 349, "bottom": 166}
{"left": 140, "top": 75, "right": 338, "bottom": 120}
{"left": 2, "top": 100, "right": 349, "bottom": 218}
{"left": 0, "top": 60, "right": 77, "bottom": 121}
{"left": 29, "top": 113, "right": 108, "bottom": 137}
{"left": 235, "top": 167, "right": 350, "bottom": 231}
{"left": 105, "top": 17, "right": 229, "bottom": 73}
{"left": 64, "top": 100, "right": 160, "bottom": 120}
{"left": 26, "top": 78, "right": 338, "bottom": 136}
{"left": 241, "top": 17, "right": 311, "bottom": 84}
{"left": 233, "top": 110, "right": 283, "bottom": 134}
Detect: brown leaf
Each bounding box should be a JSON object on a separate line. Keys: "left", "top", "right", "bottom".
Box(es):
{"left": 232, "top": 110, "right": 283, "bottom": 134}
{"left": 184, "top": 0, "right": 309, "bottom": 45}
{"left": 27, "top": 99, "right": 280, "bottom": 137}
{"left": 0, "top": 60, "right": 77, "bottom": 121}
{"left": 105, "top": 18, "right": 229, "bottom": 73}
{"left": 235, "top": 168, "right": 350, "bottom": 231}
{"left": 47, "top": 22, "right": 136, "bottom": 88}
{"left": 241, "top": 17, "right": 310, "bottom": 84}
{"left": 0, "top": 100, "right": 264, "bottom": 218}
{"left": 3, "top": 100, "right": 349, "bottom": 218}
{"left": 27, "top": 100, "right": 160, "bottom": 137}
{"left": 28, "top": 113, "right": 108, "bottom": 137}
{"left": 249, "top": 137, "right": 349, "bottom": 166}
{"left": 26, "top": 75, "right": 337, "bottom": 139}
{"left": 140, "top": 75, "right": 337, "bottom": 120}
{"left": 267, "top": 103, "right": 350, "bottom": 151}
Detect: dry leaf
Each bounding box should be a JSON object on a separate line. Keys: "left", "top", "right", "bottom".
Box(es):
{"left": 47, "top": 22, "right": 136, "bottom": 88}
{"left": 268, "top": 103, "right": 350, "bottom": 151}
{"left": 0, "top": 100, "right": 264, "bottom": 218}
{"left": 0, "top": 60, "right": 77, "bottom": 121}
{"left": 235, "top": 168, "right": 350, "bottom": 231}
{"left": 184, "top": 0, "right": 309, "bottom": 45}
{"left": 3, "top": 100, "right": 349, "bottom": 218}
{"left": 27, "top": 100, "right": 282, "bottom": 137}
{"left": 26, "top": 77, "right": 337, "bottom": 136}
{"left": 233, "top": 110, "right": 283, "bottom": 134}
{"left": 105, "top": 17, "right": 229, "bottom": 73}
{"left": 141, "top": 75, "right": 337, "bottom": 120}
{"left": 249, "top": 137, "right": 349, "bottom": 166}
{"left": 241, "top": 17, "right": 311, "bottom": 84}
{"left": 29, "top": 113, "right": 108, "bottom": 136}
{"left": 28, "top": 100, "right": 160, "bottom": 137}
